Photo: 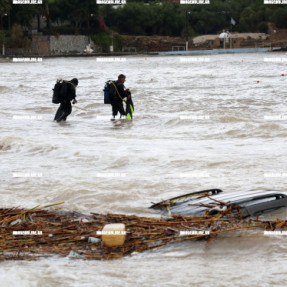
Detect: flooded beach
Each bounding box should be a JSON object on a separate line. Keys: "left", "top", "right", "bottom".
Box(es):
{"left": 1, "top": 54, "right": 287, "bottom": 286}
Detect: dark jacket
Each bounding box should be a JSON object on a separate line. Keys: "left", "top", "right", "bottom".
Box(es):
{"left": 63, "top": 81, "right": 77, "bottom": 102}
{"left": 54, "top": 78, "right": 78, "bottom": 122}
{"left": 109, "top": 80, "right": 128, "bottom": 104}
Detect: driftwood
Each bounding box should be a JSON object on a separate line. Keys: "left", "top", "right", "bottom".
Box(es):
{"left": 0, "top": 203, "right": 286, "bottom": 261}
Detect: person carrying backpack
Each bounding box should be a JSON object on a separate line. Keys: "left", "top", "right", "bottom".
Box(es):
{"left": 54, "top": 78, "right": 78, "bottom": 122}
{"left": 109, "top": 74, "right": 131, "bottom": 118}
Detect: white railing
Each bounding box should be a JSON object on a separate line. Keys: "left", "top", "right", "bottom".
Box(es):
{"left": 172, "top": 46, "right": 186, "bottom": 51}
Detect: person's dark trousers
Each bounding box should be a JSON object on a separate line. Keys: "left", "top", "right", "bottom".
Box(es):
{"left": 54, "top": 101, "right": 72, "bottom": 122}
{"left": 112, "top": 101, "right": 126, "bottom": 118}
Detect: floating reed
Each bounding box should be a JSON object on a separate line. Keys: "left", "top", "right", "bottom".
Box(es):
{"left": 0, "top": 203, "right": 286, "bottom": 260}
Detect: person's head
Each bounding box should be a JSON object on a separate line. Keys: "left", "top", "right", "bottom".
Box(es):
{"left": 71, "top": 78, "right": 79, "bottom": 86}
{"left": 118, "top": 74, "right": 126, "bottom": 83}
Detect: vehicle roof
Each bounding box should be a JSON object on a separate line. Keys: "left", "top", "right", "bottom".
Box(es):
{"left": 150, "top": 189, "right": 287, "bottom": 217}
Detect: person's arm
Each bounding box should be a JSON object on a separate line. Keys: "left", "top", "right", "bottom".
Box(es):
{"left": 67, "top": 83, "right": 76, "bottom": 101}
{"left": 116, "top": 82, "right": 129, "bottom": 99}
{"left": 125, "top": 89, "right": 131, "bottom": 99}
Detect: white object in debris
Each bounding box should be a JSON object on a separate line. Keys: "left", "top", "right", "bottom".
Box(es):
{"left": 101, "top": 223, "right": 126, "bottom": 247}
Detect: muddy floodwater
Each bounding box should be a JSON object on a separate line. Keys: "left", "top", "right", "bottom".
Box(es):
{"left": 1, "top": 54, "right": 287, "bottom": 286}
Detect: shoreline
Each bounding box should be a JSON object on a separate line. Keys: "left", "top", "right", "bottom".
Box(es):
{"left": 1, "top": 47, "right": 284, "bottom": 59}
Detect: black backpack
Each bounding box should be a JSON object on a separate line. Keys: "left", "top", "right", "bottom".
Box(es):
{"left": 104, "top": 80, "right": 122, "bottom": 104}
{"left": 52, "top": 80, "right": 68, "bottom": 104}
{"left": 103, "top": 80, "right": 114, "bottom": 104}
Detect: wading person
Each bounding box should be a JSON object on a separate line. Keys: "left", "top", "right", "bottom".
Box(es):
{"left": 54, "top": 78, "right": 78, "bottom": 122}
{"left": 109, "top": 74, "right": 131, "bottom": 119}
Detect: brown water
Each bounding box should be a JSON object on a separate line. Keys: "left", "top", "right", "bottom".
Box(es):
{"left": 0, "top": 54, "right": 287, "bottom": 286}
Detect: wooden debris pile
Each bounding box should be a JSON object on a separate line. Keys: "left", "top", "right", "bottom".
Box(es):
{"left": 0, "top": 203, "right": 287, "bottom": 261}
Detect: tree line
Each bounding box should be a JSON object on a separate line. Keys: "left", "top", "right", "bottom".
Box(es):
{"left": 102, "top": 0, "right": 287, "bottom": 36}
{"left": 1, "top": 0, "right": 287, "bottom": 39}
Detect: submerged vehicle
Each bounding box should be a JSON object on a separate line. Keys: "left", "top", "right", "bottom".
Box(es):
{"left": 150, "top": 189, "right": 287, "bottom": 218}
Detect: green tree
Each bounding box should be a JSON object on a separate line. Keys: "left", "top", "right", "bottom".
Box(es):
{"left": 238, "top": 7, "right": 257, "bottom": 32}
{"left": 271, "top": 7, "right": 287, "bottom": 28}
{"left": 10, "top": 24, "right": 30, "bottom": 48}
{"left": 5, "top": 0, "right": 287, "bottom": 38}
{"left": 53, "top": 0, "right": 98, "bottom": 29}
{"left": 0, "top": 0, "right": 11, "bottom": 30}
{"left": 10, "top": 4, "right": 39, "bottom": 28}
{"left": 0, "top": 30, "right": 5, "bottom": 45}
